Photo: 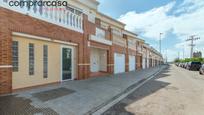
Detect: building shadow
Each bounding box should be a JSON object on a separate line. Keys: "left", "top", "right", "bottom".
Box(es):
{"left": 103, "top": 65, "right": 172, "bottom": 115}
{"left": 155, "top": 65, "right": 171, "bottom": 79}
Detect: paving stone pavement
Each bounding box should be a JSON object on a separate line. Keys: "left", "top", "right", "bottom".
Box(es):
{"left": 0, "top": 66, "right": 165, "bottom": 115}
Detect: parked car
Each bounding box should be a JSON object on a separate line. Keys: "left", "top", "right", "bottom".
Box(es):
{"left": 186, "top": 62, "right": 202, "bottom": 71}
{"left": 181, "top": 63, "right": 186, "bottom": 68}
{"left": 184, "top": 62, "right": 190, "bottom": 69}
{"left": 180, "top": 63, "right": 184, "bottom": 68}
{"left": 199, "top": 64, "right": 204, "bottom": 75}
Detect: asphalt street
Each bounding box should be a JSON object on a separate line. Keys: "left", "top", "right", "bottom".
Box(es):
{"left": 103, "top": 65, "right": 204, "bottom": 115}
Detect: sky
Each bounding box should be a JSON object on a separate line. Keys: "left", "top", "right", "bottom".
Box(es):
{"left": 97, "top": 0, "right": 204, "bottom": 62}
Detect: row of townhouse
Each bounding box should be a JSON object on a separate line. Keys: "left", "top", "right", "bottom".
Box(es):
{"left": 0, "top": 0, "right": 163, "bottom": 94}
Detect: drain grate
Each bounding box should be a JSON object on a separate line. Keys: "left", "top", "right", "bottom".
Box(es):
{"left": 32, "top": 88, "right": 75, "bottom": 102}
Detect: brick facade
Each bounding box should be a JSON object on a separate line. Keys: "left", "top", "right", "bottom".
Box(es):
{"left": 0, "top": 7, "right": 162, "bottom": 94}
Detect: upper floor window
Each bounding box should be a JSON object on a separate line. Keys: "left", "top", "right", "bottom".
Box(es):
{"left": 29, "top": 43, "right": 34, "bottom": 75}
{"left": 101, "top": 22, "right": 109, "bottom": 30}
{"left": 66, "top": 5, "right": 82, "bottom": 16}
{"left": 112, "top": 28, "right": 122, "bottom": 37}
{"left": 96, "top": 28, "right": 105, "bottom": 39}
{"left": 12, "top": 41, "right": 19, "bottom": 72}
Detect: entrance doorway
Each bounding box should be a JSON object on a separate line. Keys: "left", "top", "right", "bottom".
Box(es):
{"left": 61, "top": 47, "right": 73, "bottom": 81}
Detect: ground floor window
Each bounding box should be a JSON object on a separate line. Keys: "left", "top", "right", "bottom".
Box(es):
{"left": 29, "top": 43, "right": 34, "bottom": 75}
{"left": 12, "top": 41, "right": 19, "bottom": 72}
{"left": 43, "top": 45, "right": 48, "bottom": 78}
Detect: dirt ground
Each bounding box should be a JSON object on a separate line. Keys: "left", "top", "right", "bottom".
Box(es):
{"left": 103, "top": 65, "right": 204, "bottom": 115}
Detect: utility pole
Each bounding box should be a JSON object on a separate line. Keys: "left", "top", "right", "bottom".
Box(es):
{"left": 186, "top": 35, "right": 200, "bottom": 58}
{"left": 182, "top": 45, "right": 185, "bottom": 59}
{"left": 159, "top": 33, "right": 163, "bottom": 54}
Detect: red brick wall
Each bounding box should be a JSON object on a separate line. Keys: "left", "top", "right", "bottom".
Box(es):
{"left": 0, "top": 20, "right": 12, "bottom": 94}
{"left": 0, "top": 29, "right": 12, "bottom": 94}
{"left": 107, "top": 28, "right": 114, "bottom": 73}
{"left": 125, "top": 37, "right": 129, "bottom": 72}
{"left": 113, "top": 44, "right": 126, "bottom": 54}
{"left": 137, "top": 54, "right": 142, "bottom": 70}
{"left": 90, "top": 41, "right": 111, "bottom": 50}
{"left": 0, "top": 68, "right": 12, "bottom": 94}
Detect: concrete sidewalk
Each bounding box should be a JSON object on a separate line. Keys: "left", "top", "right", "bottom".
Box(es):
{"left": 0, "top": 66, "right": 165, "bottom": 115}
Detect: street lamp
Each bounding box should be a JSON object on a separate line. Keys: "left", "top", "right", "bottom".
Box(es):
{"left": 159, "top": 33, "right": 163, "bottom": 54}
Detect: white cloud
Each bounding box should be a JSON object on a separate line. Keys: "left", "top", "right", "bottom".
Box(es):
{"left": 118, "top": 0, "right": 204, "bottom": 61}
{"left": 175, "top": 0, "right": 204, "bottom": 14}
{"left": 118, "top": 2, "right": 176, "bottom": 40}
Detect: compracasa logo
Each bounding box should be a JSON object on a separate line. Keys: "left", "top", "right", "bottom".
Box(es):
{"left": 8, "top": 0, "right": 68, "bottom": 7}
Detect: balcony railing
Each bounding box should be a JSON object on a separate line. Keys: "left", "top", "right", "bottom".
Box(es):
{"left": 0, "top": 0, "right": 83, "bottom": 33}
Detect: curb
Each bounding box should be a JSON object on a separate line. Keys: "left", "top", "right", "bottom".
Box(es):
{"left": 85, "top": 65, "right": 166, "bottom": 115}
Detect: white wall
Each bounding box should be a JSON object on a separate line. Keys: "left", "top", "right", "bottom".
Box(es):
{"left": 90, "top": 48, "right": 107, "bottom": 72}
{"left": 114, "top": 53, "right": 125, "bottom": 74}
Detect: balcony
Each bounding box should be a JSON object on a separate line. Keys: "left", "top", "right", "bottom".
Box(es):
{"left": 89, "top": 28, "right": 112, "bottom": 46}
{"left": 0, "top": 0, "right": 83, "bottom": 33}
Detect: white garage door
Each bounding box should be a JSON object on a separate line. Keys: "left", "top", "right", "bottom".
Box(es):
{"left": 114, "top": 53, "right": 125, "bottom": 74}
{"left": 142, "top": 57, "right": 146, "bottom": 69}
{"left": 129, "top": 55, "right": 136, "bottom": 71}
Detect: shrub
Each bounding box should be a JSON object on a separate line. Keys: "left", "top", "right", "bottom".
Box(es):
{"left": 174, "top": 58, "right": 204, "bottom": 63}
